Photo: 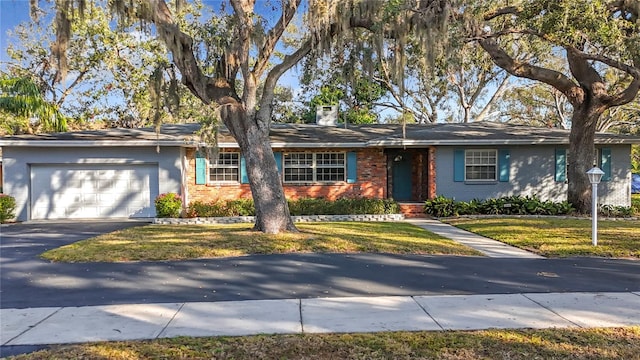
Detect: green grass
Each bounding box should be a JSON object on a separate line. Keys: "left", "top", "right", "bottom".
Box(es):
{"left": 445, "top": 217, "right": 640, "bottom": 258}
{"left": 41, "top": 222, "right": 482, "bottom": 262}
{"left": 8, "top": 327, "right": 640, "bottom": 360}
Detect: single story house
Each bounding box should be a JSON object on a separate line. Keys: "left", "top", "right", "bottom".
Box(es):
{"left": 1, "top": 122, "right": 639, "bottom": 221}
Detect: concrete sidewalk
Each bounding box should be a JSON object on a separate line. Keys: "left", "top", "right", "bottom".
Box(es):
{"left": 2, "top": 292, "right": 639, "bottom": 346}
{"left": 406, "top": 219, "right": 545, "bottom": 258}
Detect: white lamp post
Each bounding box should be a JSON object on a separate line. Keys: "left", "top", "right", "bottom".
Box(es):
{"left": 586, "top": 167, "right": 605, "bottom": 246}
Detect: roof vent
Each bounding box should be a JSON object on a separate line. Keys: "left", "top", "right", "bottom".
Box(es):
{"left": 315, "top": 105, "right": 338, "bottom": 126}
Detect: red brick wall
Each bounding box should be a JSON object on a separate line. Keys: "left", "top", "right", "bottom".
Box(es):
{"left": 428, "top": 146, "right": 436, "bottom": 199}
{"left": 185, "top": 148, "right": 387, "bottom": 204}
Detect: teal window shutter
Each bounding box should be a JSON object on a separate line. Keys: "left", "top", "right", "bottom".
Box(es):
{"left": 240, "top": 155, "right": 249, "bottom": 184}
{"left": 454, "top": 149, "right": 465, "bottom": 182}
{"left": 498, "top": 149, "right": 510, "bottom": 182}
{"left": 273, "top": 152, "right": 283, "bottom": 174}
{"left": 195, "top": 151, "right": 206, "bottom": 185}
{"left": 555, "top": 149, "right": 566, "bottom": 182}
{"left": 347, "top": 151, "right": 357, "bottom": 183}
{"left": 600, "top": 148, "right": 611, "bottom": 181}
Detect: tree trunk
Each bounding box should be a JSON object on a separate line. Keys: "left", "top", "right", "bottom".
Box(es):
{"left": 220, "top": 104, "right": 297, "bottom": 234}
{"left": 567, "top": 104, "right": 604, "bottom": 214}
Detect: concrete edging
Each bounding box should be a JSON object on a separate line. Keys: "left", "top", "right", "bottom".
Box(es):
{"left": 154, "top": 214, "right": 405, "bottom": 225}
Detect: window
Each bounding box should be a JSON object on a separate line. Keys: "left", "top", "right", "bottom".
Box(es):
{"left": 556, "top": 148, "right": 611, "bottom": 183}
{"left": 465, "top": 149, "right": 497, "bottom": 181}
{"left": 209, "top": 152, "right": 240, "bottom": 182}
{"left": 284, "top": 152, "right": 345, "bottom": 183}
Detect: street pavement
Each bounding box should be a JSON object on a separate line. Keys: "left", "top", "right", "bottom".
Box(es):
{"left": 1, "top": 220, "right": 639, "bottom": 358}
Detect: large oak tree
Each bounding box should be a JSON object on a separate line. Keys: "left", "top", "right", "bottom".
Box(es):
{"left": 472, "top": 0, "right": 640, "bottom": 212}
{"left": 40, "top": 0, "right": 453, "bottom": 234}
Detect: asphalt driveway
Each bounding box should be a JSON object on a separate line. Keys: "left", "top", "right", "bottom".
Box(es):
{"left": 1, "top": 221, "right": 639, "bottom": 309}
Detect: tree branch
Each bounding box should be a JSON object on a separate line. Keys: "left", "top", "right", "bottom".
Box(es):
{"left": 577, "top": 51, "right": 640, "bottom": 79}
{"left": 610, "top": 77, "right": 640, "bottom": 106}
{"left": 230, "top": 0, "right": 255, "bottom": 109}
{"left": 57, "top": 69, "right": 88, "bottom": 104}
{"left": 478, "top": 38, "right": 580, "bottom": 103}
{"left": 475, "top": 73, "right": 510, "bottom": 122}
{"left": 256, "top": 39, "right": 313, "bottom": 130}
{"left": 553, "top": 90, "right": 571, "bottom": 129}
{"left": 483, "top": 6, "right": 520, "bottom": 21}
{"left": 253, "top": 0, "right": 301, "bottom": 76}
{"left": 567, "top": 46, "right": 612, "bottom": 84}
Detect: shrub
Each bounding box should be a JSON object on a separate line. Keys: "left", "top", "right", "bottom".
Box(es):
{"left": 288, "top": 198, "right": 331, "bottom": 216}
{"left": 288, "top": 197, "right": 400, "bottom": 216}
{"left": 599, "top": 204, "right": 633, "bottom": 218}
{"left": 154, "top": 193, "right": 183, "bottom": 218}
{"left": 186, "top": 201, "right": 227, "bottom": 217}
{"left": 187, "top": 197, "right": 400, "bottom": 217}
{"left": 424, "top": 195, "right": 458, "bottom": 217}
{"left": 0, "top": 194, "right": 16, "bottom": 223}
{"left": 632, "top": 194, "right": 640, "bottom": 216}
{"left": 225, "top": 199, "right": 256, "bottom": 216}
{"left": 332, "top": 197, "right": 399, "bottom": 215}
{"left": 187, "top": 199, "right": 256, "bottom": 217}
{"left": 424, "top": 195, "right": 575, "bottom": 217}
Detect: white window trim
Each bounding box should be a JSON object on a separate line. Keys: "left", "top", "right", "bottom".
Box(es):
{"left": 208, "top": 152, "right": 240, "bottom": 184}
{"left": 464, "top": 149, "right": 498, "bottom": 182}
{"left": 283, "top": 152, "right": 346, "bottom": 183}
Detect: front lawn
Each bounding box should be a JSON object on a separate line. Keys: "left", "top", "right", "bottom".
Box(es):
{"left": 41, "top": 222, "right": 482, "bottom": 262}
{"left": 8, "top": 327, "right": 640, "bottom": 360}
{"left": 445, "top": 217, "right": 640, "bottom": 258}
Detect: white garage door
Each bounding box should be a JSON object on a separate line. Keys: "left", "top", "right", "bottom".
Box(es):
{"left": 30, "top": 164, "right": 159, "bottom": 219}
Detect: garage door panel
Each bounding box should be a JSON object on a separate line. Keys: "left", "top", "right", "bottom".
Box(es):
{"left": 30, "top": 165, "right": 159, "bottom": 220}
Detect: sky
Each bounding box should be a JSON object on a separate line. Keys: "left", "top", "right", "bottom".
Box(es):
{"left": 0, "top": 0, "right": 32, "bottom": 63}
{"left": 0, "top": 0, "right": 305, "bottom": 65}
{"left": 0, "top": 0, "right": 308, "bottom": 114}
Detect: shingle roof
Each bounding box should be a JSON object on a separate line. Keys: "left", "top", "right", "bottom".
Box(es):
{"left": 1, "top": 122, "right": 639, "bottom": 147}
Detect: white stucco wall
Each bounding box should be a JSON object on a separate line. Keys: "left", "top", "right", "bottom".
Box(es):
{"left": 3, "top": 146, "right": 183, "bottom": 221}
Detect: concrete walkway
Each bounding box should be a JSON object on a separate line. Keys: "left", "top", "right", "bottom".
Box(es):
{"left": 406, "top": 219, "right": 545, "bottom": 258}
{"left": 2, "top": 292, "right": 639, "bottom": 346}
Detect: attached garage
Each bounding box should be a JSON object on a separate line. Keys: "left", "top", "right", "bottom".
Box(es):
{"left": 0, "top": 125, "right": 191, "bottom": 222}
{"left": 30, "top": 164, "right": 159, "bottom": 219}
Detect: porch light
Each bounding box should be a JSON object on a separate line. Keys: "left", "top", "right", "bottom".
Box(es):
{"left": 587, "top": 167, "right": 604, "bottom": 185}
{"left": 586, "top": 167, "right": 605, "bottom": 246}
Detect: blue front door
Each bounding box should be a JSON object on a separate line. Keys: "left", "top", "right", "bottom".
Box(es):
{"left": 392, "top": 154, "right": 413, "bottom": 201}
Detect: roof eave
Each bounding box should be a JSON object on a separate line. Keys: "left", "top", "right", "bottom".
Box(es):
{"left": 368, "top": 138, "right": 640, "bottom": 146}
{"left": 0, "top": 140, "right": 193, "bottom": 147}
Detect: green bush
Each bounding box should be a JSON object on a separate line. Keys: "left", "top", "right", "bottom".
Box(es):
{"left": 424, "top": 195, "right": 575, "bottom": 217}
{"left": 289, "top": 197, "right": 399, "bottom": 216}
{"left": 632, "top": 194, "right": 640, "bottom": 216}
{"left": 187, "top": 197, "right": 400, "bottom": 217}
{"left": 599, "top": 204, "right": 633, "bottom": 217}
{"left": 423, "top": 195, "right": 458, "bottom": 217}
{"left": 0, "top": 194, "right": 16, "bottom": 223}
{"left": 187, "top": 199, "right": 256, "bottom": 217}
{"left": 154, "top": 193, "right": 183, "bottom": 218}
{"left": 226, "top": 199, "right": 256, "bottom": 216}
{"left": 187, "top": 201, "right": 228, "bottom": 217}
{"left": 288, "top": 197, "right": 331, "bottom": 215}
